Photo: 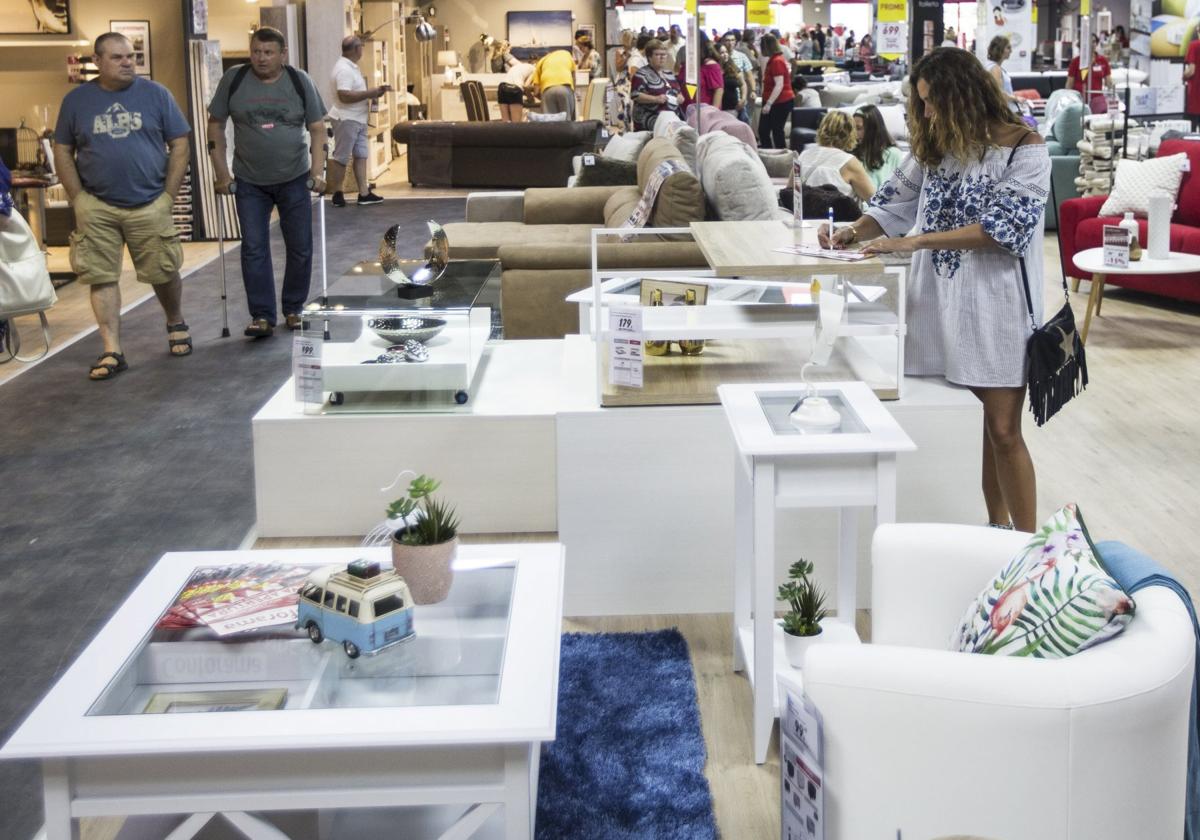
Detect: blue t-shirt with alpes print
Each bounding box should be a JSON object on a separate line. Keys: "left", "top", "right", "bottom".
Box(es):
{"left": 54, "top": 77, "right": 190, "bottom": 208}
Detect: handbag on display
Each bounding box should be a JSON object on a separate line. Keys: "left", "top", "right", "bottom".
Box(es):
{"left": 0, "top": 207, "right": 56, "bottom": 362}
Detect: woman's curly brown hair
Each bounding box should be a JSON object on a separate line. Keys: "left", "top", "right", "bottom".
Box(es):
{"left": 907, "top": 47, "right": 1023, "bottom": 168}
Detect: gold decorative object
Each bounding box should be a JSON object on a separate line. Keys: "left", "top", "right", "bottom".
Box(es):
{"left": 644, "top": 287, "right": 670, "bottom": 356}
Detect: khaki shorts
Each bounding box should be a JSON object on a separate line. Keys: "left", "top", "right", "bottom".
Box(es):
{"left": 69, "top": 191, "right": 183, "bottom": 286}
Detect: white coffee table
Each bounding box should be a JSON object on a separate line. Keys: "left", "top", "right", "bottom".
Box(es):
{"left": 1, "top": 544, "right": 564, "bottom": 840}
{"left": 1071, "top": 248, "right": 1200, "bottom": 342}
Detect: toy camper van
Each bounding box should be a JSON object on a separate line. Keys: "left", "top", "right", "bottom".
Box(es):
{"left": 296, "top": 559, "right": 415, "bottom": 658}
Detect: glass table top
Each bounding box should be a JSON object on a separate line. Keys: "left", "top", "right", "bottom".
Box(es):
{"left": 758, "top": 391, "right": 869, "bottom": 436}
{"left": 305, "top": 259, "right": 501, "bottom": 315}
{"left": 87, "top": 561, "right": 516, "bottom": 716}
{"left": 589, "top": 276, "right": 889, "bottom": 308}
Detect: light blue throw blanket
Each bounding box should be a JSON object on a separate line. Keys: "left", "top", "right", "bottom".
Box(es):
{"left": 1099, "top": 540, "right": 1199, "bottom": 840}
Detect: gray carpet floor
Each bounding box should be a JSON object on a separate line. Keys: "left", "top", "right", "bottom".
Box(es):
{"left": 0, "top": 196, "right": 467, "bottom": 840}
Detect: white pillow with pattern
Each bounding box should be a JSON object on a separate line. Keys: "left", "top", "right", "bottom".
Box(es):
{"left": 952, "top": 504, "right": 1136, "bottom": 657}
{"left": 1098, "top": 153, "right": 1186, "bottom": 217}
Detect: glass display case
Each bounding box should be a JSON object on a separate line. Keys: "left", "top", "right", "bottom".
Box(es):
{"left": 301, "top": 258, "right": 500, "bottom": 411}
{"left": 569, "top": 226, "right": 906, "bottom": 407}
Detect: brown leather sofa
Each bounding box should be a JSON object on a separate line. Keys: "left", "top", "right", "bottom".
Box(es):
{"left": 392, "top": 120, "right": 603, "bottom": 188}
{"left": 436, "top": 137, "right": 711, "bottom": 338}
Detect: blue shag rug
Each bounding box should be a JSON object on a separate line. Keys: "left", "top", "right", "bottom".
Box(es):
{"left": 536, "top": 630, "right": 719, "bottom": 840}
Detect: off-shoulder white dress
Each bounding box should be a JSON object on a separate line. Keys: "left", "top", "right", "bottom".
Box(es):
{"left": 863, "top": 142, "right": 1051, "bottom": 387}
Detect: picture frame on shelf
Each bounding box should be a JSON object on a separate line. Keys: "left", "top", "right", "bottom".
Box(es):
{"left": 142, "top": 688, "right": 288, "bottom": 714}
{"left": 0, "top": 0, "right": 70, "bottom": 35}
{"left": 638, "top": 278, "right": 708, "bottom": 307}
{"left": 109, "top": 19, "right": 151, "bottom": 77}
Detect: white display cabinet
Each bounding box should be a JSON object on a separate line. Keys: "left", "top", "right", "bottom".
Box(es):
{"left": 570, "top": 226, "right": 907, "bottom": 407}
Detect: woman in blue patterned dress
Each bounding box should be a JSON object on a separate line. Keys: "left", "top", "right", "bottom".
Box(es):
{"left": 819, "top": 47, "right": 1050, "bottom": 532}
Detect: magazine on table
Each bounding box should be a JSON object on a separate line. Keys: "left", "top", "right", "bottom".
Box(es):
{"left": 157, "top": 563, "right": 311, "bottom": 637}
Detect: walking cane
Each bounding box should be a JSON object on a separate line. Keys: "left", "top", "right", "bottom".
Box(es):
{"left": 207, "top": 139, "right": 233, "bottom": 338}
{"left": 308, "top": 125, "right": 332, "bottom": 340}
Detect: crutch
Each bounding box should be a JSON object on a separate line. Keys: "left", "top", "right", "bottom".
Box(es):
{"left": 309, "top": 125, "right": 332, "bottom": 340}
{"left": 207, "top": 138, "right": 234, "bottom": 338}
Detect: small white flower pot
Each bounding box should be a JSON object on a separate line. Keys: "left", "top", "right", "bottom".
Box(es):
{"left": 782, "top": 625, "right": 824, "bottom": 669}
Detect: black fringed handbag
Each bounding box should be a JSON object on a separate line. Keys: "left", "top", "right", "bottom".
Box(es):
{"left": 1018, "top": 259, "right": 1088, "bottom": 426}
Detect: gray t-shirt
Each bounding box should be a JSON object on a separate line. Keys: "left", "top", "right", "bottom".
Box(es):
{"left": 54, "top": 78, "right": 190, "bottom": 208}
{"left": 208, "top": 65, "right": 327, "bottom": 186}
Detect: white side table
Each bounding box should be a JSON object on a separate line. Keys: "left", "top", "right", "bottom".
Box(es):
{"left": 1071, "top": 248, "right": 1200, "bottom": 342}
{"left": 719, "top": 382, "right": 915, "bottom": 764}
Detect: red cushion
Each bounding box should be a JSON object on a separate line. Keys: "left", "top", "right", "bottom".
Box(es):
{"left": 1158, "top": 139, "right": 1200, "bottom": 227}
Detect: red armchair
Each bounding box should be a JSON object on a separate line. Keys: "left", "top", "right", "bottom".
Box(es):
{"left": 1058, "top": 139, "right": 1200, "bottom": 303}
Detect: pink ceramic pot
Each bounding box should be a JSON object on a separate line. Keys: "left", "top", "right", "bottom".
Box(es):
{"left": 390, "top": 535, "right": 458, "bottom": 604}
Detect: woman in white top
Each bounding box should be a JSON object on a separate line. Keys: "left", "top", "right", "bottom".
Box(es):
{"left": 820, "top": 48, "right": 1051, "bottom": 531}
{"left": 798, "top": 111, "right": 875, "bottom": 203}
{"left": 985, "top": 35, "right": 1020, "bottom": 112}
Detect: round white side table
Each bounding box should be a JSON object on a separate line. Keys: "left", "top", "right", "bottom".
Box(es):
{"left": 1072, "top": 248, "right": 1200, "bottom": 342}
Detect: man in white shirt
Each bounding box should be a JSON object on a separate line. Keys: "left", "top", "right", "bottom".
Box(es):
{"left": 327, "top": 35, "right": 389, "bottom": 207}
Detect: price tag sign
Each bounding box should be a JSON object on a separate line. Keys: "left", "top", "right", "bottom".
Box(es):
{"left": 292, "top": 331, "right": 324, "bottom": 404}
{"left": 1102, "top": 224, "right": 1131, "bottom": 269}
{"left": 792, "top": 154, "right": 805, "bottom": 228}
{"left": 608, "top": 306, "right": 644, "bottom": 389}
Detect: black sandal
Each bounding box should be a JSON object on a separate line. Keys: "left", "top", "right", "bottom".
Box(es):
{"left": 89, "top": 352, "right": 128, "bottom": 381}
{"left": 167, "top": 322, "right": 192, "bottom": 356}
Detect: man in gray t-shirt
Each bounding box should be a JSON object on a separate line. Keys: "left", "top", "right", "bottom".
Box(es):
{"left": 207, "top": 26, "right": 327, "bottom": 337}
{"left": 54, "top": 32, "right": 193, "bottom": 381}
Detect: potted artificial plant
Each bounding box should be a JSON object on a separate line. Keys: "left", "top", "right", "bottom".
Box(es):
{"left": 778, "top": 558, "right": 829, "bottom": 669}
{"left": 387, "top": 474, "right": 460, "bottom": 605}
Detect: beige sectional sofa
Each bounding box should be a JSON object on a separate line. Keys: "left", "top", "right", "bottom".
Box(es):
{"left": 438, "top": 131, "right": 789, "bottom": 338}
{"left": 441, "top": 137, "right": 711, "bottom": 339}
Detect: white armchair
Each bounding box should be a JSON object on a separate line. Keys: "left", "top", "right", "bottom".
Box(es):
{"left": 803, "top": 523, "right": 1195, "bottom": 840}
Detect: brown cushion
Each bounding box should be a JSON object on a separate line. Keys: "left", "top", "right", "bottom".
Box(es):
{"left": 634, "top": 137, "right": 703, "bottom": 229}
{"left": 604, "top": 187, "right": 641, "bottom": 228}
{"left": 438, "top": 222, "right": 594, "bottom": 260}
{"left": 524, "top": 186, "right": 622, "bottom": 225}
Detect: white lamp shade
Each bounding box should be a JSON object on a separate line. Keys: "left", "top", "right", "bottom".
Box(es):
{"left": 437, "top": 50, "right": 458, "bottom": 67}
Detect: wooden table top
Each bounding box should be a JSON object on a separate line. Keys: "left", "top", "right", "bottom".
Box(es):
{"left": 690, "top": 220, "right": 889, "bottom": 277}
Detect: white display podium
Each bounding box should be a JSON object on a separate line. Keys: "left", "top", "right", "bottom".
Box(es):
{"left": 253, "top": 336, "right": 983, "bottom": 617}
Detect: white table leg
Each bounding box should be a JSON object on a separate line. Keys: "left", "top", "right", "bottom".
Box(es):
{"left": 876, "top": 455, "right": 897, "bottom": 526}
{"left": 222, "top": 812, "right": 292, "bottom": 840}
{"left": 42, "top": 759, "right": 79, "bottom": 840}
{"left": 503, "top": 743, "right": 533, "bottom": 838}
{"left": 164, "top": 813, "right": 217, "bottom": 840}
{"left": 837, "top": 507, "right": 858, "bottom": 626}
{"left": 753, "top": 461, "right": 776, "bottom": 765}
{"left": 732, "top": 455, "right": 753, "bottom": 672}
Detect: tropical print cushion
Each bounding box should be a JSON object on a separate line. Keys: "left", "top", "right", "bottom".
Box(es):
{"left": 952, "top": 504, "right": 1136, "bottom": 657}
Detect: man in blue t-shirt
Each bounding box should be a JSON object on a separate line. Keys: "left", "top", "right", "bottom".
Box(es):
{"left": 54, "top": 32, "right": 192, "bottom": 381}
{"left": 207, "top": 26, "right": 327, "bottom": 338}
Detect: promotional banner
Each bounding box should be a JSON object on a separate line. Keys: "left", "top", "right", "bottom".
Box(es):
{"left": 747, "top": 0, "right": 773, "bottom": 25}
{"left": 977, "top": 0, "right": 1035, "bottom": 72}
{"left": 876, "top": 0, "right": 908, "bottom": 61}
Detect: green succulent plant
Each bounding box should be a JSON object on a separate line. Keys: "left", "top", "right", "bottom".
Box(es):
{"left": 387, "top": 474, "right": 460, "bottom": 546}
{"left": 778, "top": 558, "right": 828, "bottom": 637}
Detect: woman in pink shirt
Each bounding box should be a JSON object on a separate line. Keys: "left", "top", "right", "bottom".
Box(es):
{"left": 697, "top": 31, "right": 726, "bottom": 108}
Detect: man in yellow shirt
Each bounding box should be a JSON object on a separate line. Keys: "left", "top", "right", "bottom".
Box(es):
{"left": 526, "top": 49, "right": 577, "bottom": 118}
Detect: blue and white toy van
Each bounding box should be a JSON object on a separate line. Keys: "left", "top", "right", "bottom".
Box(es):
{"left": 296, "top": 559, "right": 415, "bottom": 658}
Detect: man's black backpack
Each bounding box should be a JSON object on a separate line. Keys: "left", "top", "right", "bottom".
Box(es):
{"left": 222, "top": 64, "right": 311, "bottom": 116}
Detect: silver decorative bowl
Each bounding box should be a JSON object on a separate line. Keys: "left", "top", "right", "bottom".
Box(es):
{"left": 379, "top": 220, "right": 449, "bottom": 287}
{"left": 366, "top": 316, "right": 447, "bottom": 344}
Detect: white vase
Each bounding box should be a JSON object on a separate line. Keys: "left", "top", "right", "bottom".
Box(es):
{"left": 782, "top": 625, "right": 824, "bottom": 669}
{"left": 1147, "top": 193, "right": 1172, "bottom": 260}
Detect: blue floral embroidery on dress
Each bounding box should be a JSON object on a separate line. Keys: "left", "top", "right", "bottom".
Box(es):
{"left": 919, "top": 156, "right": 1048, "bottom": 278}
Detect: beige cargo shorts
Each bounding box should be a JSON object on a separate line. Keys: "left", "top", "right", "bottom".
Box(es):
{"left": 69, "top": 191, "right": 183, "bottom": 285}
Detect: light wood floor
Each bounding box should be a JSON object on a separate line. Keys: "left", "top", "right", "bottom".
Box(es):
{"left": 46, "top": 216, "right": 1200, "bottom": 839}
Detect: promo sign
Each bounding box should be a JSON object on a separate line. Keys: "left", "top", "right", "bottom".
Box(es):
{"left": 876, "top": 0, "right": 908, "bottom": 61}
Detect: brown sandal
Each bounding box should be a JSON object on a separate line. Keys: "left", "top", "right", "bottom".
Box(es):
{"left": 244, "top": 318, "right": 273, "bottom": 338}
{"left": 89, "top": 351, "right": 128, "bottom": 381}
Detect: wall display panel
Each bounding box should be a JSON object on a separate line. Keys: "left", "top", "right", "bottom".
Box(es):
{"left": 109, "top": 20, "right": 151, "bottom": 77}
{"left": 187, "top": 38, "right": 239, "bottom": 241}
{"left": 507, "top": 10, "right": 573, "bottom": 60}
{"left": 0, "top": 0, "right": 69, "bottom": 35}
